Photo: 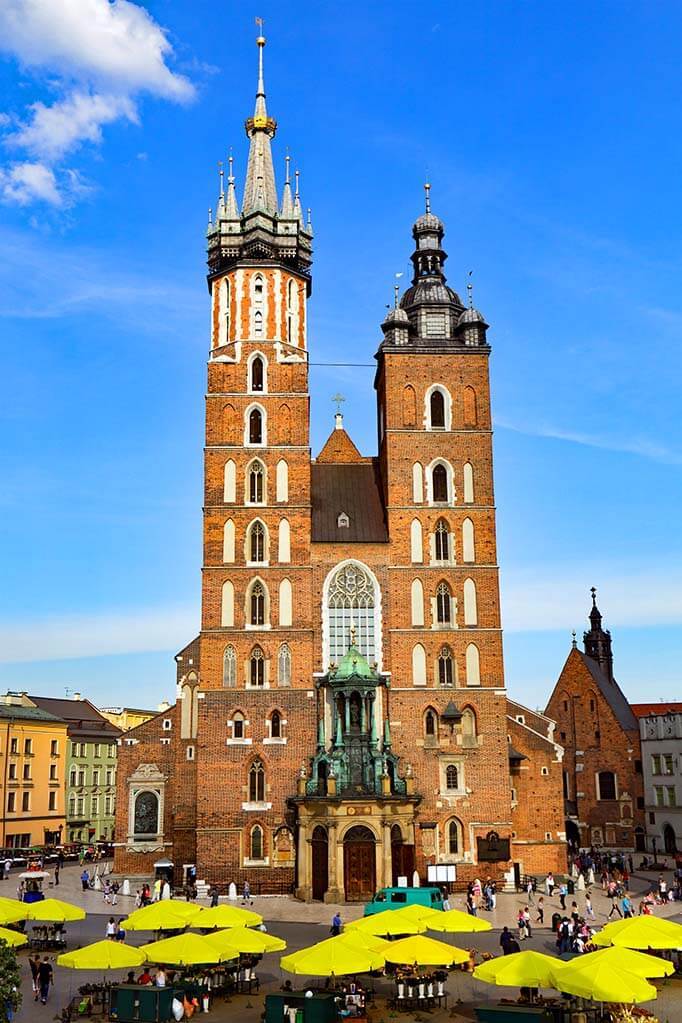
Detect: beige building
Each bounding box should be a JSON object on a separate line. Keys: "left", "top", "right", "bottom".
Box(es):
{"left": 99, "top": 704, "right": 169, "bottom": 733}
{"left": 0, "top": 694, "right": 68, "bottom": 849}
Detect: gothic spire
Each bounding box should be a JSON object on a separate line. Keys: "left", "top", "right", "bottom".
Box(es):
{"left": 223, "top": 153, "right": 240, "bottom": 220}
{"left": 280, "top": 152, "right": 294, "bottom": 217}
{"left": 242, "top": 32, "right": 278, "bottom": 217}
{"left": 583, "top": 586, "right": 614, "bottom": 683}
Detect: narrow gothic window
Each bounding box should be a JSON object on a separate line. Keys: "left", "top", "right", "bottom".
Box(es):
{"left": 434, "top": 519, "right": 450, "bottom": 561}
{"left": 223, "top": 645, "right": 236, "bottom": 687}
{"left": 249, "top": 646, "right": 265, "bottom": 687}
{"left": 436, "top": 583, "right": 452, "bottom": 625}
{"left": 425, "top": 709, "right": 437, "bottom": 737}
{"left": 233, "top": 712, "right": 244, "bottom": 739}
{"left": 250, "top": 356, "right": 264, "bottom": 392}
{"left": 250, "top": 583, "right": 265, "bottom": 625}
{"left": 248, "top": 461, "right": 264, "bottom": 504}
{"left": 448, "top": 819, "right": 459, "bottom": 855}
{"left": 446, "top": 765, "right": 458, "bottom": 790}
{"left": 249, "top": 521, "right": 266, "bottom": 562}
{"left": 248, "top": 760, "right": 265, "bottom": 802}
{"left": 271, "top": 711, "right": 281, "bottom": 739}
{"left": 430, "top": 390, "right": 446, "bottom": 428}
{"left": 249, "top": 408, "right": 263, "bottom": 444}
{"left": 250, "top": 824, "right": 263, "bottom": 859}
{"left": 278, "top": 643, "right": 291, "bottom": 687}
{"left": 326, "top": 562, "right": 378, "bottom": 664}
{"left": 438, "top": 645, "right": 454, "bottom": 686}
{"left": 432, "top": 463, "right": 448, "bottom": 502}
{"left": 598, "top": 771, "right": 617, "bottom": 800}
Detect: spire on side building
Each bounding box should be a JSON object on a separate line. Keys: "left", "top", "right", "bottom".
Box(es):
{"left": 583, "top": 587, "right": 615, "bottom": 683}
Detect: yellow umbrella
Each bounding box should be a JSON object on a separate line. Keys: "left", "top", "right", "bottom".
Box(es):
{"left": 280, "top": 935, "right": 385, "bottom": 976}
{"left": 593, "top": 916, "right": 682, "bottom": 950}
{"left": 473, "top": 950, "right": 560, "bottom": 988}
{"left": 24, "top": 899, "right": 85, "bottom": 922}
{"left": 550, "top": 957, "right": 657, "bottom": 1004}
{"left": 0, "top": 927, "right": 27, "bottom": 948}
{"left": 0, "top": 904, "right": 27, "bottom": 925}
{"left": 383, "top": 934, "right": 469, "bottom": 967}
{"left": 192, "top": 904, "right": 262, "bottom": 929}
{"left": 124, "top": 900, "right": 202, "bottom": 931}
{"left": 346, "top": 908, "right": 426, "bottom": 937}
{"left": 573, "top": 947, "right": 673, "bottom": 980}
{"left": 203, "top": 926, "right": 286, "bottom": 955}
{"left": 141, "top": 932, "right": 224, "bottom": 966}
{"left": 427, "top": 908, "right": 492, "bottom": 934}
{"left": 58, "top": 940, "right": 146, "bottom": 970}
{"left": 340, "top": 931, "right": 390, "bottom": 955}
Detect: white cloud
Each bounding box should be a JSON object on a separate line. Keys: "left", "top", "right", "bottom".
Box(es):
{"left": 495, "top": 416, "right": 682, "bottom": 466}
{"left": 0, "top": 605, "right": 198, "bottom": 663}
{"left": 0, "top": 0, "right": 195, "bottom": 206}
{"left": 0, "top": 160, "right": 61, "bottom": 205}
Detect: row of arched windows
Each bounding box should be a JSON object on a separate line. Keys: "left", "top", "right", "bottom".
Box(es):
{"left": 214, "top": 274, "right": 302, "bottom": 349}
{"left": 221, "top": 577, "right": 293, "bottom": 628}
{"left": 401, "top": 384, "right": 478, "bottom": 430}
{"left": 412, "top": 642, "right": 481, "bottom": 687}
{"left": 410, "top": 518, "right": 476, "bottom": 564}
{"left": 409, "top": 577, "right": 478, "bottom": 627}
{"left": 223, "top": 643, "right": 291, "bottom": 688}
{"left": 229, "top": 708, "right": 285, "bottom": 738}
{"left": 223, "top": 518, "right": 291, "bottom": 564}
{"left": 411, "top": 460, "right": 475, "bottom": 505}
{"left": 424, "top": 706, "right": 477, "bottom": 740}
{"left": 223, "top": 458, "right": 289, "bottom": 505}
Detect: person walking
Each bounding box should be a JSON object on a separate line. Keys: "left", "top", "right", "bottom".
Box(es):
{"left": 80, "top": 869, "right": 90, "bottom": 892}
{"left": 621, "top": 894, "right": 633, "bottom": 919}
{"left": 466, "top": 890, "right": 477, "bottom": 916}
{"left": 3, "top": 858, "right": 11, "bottom": 881}
{"left": 522, "top": 906, "right": 532, "bottom": 938}
{"left": 242, "top": 880, "right": 253, "bottom": 905}
{"left": 585, "top": 894, "right": 596, "bottom": 920}
{"left": 536, "top": 896, "right": 545, "bottom": 925}
{"left": 545, "top": 872, "right": 555, "bottom": 897}
{"left": 559, "top": 882, "right": 568, "bottom": 911}
{"left": 209, "top": 886, "right": 219, "bottom": 908}
{"left": 152, "top": 878, "right": 161, "bottom": 902}
{"left": 499, "top": 926, "right": 514, "bottom": 955}
{"left": 54, "top": 862, "right": 59, "bottom": 887}
{"left": 29, "top": 955, "right": 41, "bottom": 1002}
{"left": 330, "top": 912, "right": 342, "bottom": 936}
{"left": 37, "top": 957, "right": 53, "bottom": 1005}
{"left": 517, "top": 909, "right": 527, "bottom": 941}
{"left": 526, "top": 878, "right": 535, "bottom": 905}
{"left": 105, "top": 916, "right": 116, "bottom": 940}
{"left": 608, "top": 895, "right": 623, "bottom": 919}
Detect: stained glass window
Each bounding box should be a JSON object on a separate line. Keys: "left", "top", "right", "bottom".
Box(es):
{"left": 327, "top": 562, "right": 378, "bottom": 664}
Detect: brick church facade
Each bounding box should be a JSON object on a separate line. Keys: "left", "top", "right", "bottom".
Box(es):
{"left": 114, "top": 35, "right": 566, "bottom": 898}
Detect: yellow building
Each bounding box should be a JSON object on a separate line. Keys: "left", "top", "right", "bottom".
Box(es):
{"left": 99, "top": 704, "right": 168, "bottom": 733}
{"left": 0, "top": 694, "right": 68, "bottom": 849}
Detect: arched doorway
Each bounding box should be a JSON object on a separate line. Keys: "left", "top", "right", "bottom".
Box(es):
{"left": 311, "top": 826, "right": 328, "bottom": 901}
{"left": 390, "top": 824, "right": 415, "bottom": 886}
{"left": 343, "top": 825, "right": 376, "bottom": 902}
{"left": 663, "top": 823, "right": 677, "bottom": 855}
{"left": 634, "top": 826, "right": 646, "bottom": 853}
{"left": 565, "top": 819, "right": 580, "bottom": 851}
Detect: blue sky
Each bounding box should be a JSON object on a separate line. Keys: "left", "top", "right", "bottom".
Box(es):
{"left": 0, "top": 1, "right": 680, "bottom": 711}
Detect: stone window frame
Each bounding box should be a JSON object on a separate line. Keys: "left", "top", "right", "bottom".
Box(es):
{"left": 247, "top": 350, "right": 268, "bottom": 395}
{"left": 424, "top": 384, "right": 452, "bottom": 432}
{"left": 322, "top": 559, "right": 383, "bottom": 672}
{"left": 125, "top": 763, "right": 166, "bottom": 851}
{"left": 439, "top": 757, "right": 466, "bottom": 798}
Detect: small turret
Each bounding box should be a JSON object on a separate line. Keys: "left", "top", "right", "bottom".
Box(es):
{"left": 583, "top": 587, "right": 615, "bottom": 683}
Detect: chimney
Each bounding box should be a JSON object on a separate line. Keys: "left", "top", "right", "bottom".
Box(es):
{"left": 158, "top": 700, "right": 170, "bottom": 712}
{"left": 72, "top": 692, "right": 82, "bottom": 701}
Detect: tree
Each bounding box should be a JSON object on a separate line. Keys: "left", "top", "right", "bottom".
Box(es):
{"left": 0, "top": 940, "right": 21, "bottom": 1022}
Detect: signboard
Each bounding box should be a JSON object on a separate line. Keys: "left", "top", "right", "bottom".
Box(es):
{"left": 427, "top": 864, "right": 456, "bottom": 883}
{"left": 477, "top": 831, "right": 511, "bottom": 862}
{"left": 397, "top": 876, "right": 408, "bottom": 888}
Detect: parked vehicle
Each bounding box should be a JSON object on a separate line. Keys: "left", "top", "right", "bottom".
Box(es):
{"left": 363, "top": 885, "right": 444, "bottom": 916}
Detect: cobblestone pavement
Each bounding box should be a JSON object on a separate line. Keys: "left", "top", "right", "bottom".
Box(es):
{"left": 8, "top": 862, "right": 681, "bottom": 1021}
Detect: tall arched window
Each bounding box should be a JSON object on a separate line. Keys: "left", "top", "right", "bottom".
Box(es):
{"left": 429, "top": 389, "right": 446, "bottom": 429}
{"left": 221, "top": 403, "right": 235, "bottom": 442}
{"left": 271, "top": 710, "right": 281, "bottom": 738}
{"left": 432, "top": 463, "right": 448, "bottom": 502}
{"left": 223, "top": 645, "right": 236, "bottom": 687}
{"left": 248, "top": 460, "right": 265, "bottom": 504}
{"left": 278, "top": 519, "right": 290, "bottom": 562}
{"left": 287, "top": 278, "right": 299, "bottom": 346}
{"left": 448, "top": 819, "right": 461, "bottom": 855}
{"left": 436, "top": 582, "right": 452, "bottom": 625}
{"left": 224, "top": 459, "right": 236, "bottom": 502}
{"left": 463, "top": 386, "right": 478, "bottom": 426}
{"left": 424, "top": 708, "right": 438, "bottom": 737}
{"left": 279, "top": 578, "right": 292, "bottom": 627}
{"left": 250, "top": 355, "right": 265, "bottom": 392}
{"left": 250, "top": 824, "right": 264, "bottom": 859}
{"left": 278, "top": 643, "right": 291, "bottom": 687}
{"left": 249, "top": 646, "right": 265, "bottom": 687}
{"left": 248, "top": 520, "right": 266, "bottom": 563}
{"left": 412, "top": 462, "right": 423, "bottom": 503}
{"left": 276, "top": 460, "right": 288, "bottom": 502}
{"left": 223, "top": 519, "right": 235, "bottom": 563}
{"left": 465, "top": 643, "right": 480, "bottom": 686}
{"left": 438, "top": 645, "right": 454, "bottom": 687}
{"left": 412, "top": 643, "right": 427, "bottom": 686}
{"left": 445, "top": 765, "right": 458, "bottom": 790}
{"left": 462, "top": 518, "right": 475, "bottom": 563}
{"left": 326, "top": 562, "right": 379, "bottom": 665}
{"left": 249, "top": 582, "right": 266, "bottom": 626}
{"left": 248, "top": 407, "right": 263, "bottom": 445}
{"left": 402, "top": 385, "right": 417, "bottom": 427}
{"left": 462, "top": 707, "right": 477, "bottom": 743}
{"left": 410, "top": 578, "right": 424, "bottom": 627}
{"left": 248, "top": 760, "right": 265, "bottom": 802}
{"left": 410, "top": 519, "right": 423, "bottom": 563}
{"left": 463, "top": 462, "right": 474, "bottom": 503}
{"left": 251, "top": 274, "right": 265, "bottom": 338}
{"left": 434, "top": 519, "right": 450, "bottom": 562}
{"left": 217, "top": 277, "right": 229, "bottom": 347}
{"left": 463, "top": 578, "right": 478, "bottom": 625}
{"left": 232, "top": 712, "right": 245, "bottom": 739}
{"left": 221, "top": 581, "right": 234, "bottom": 627}
{"left": 279, "top": 403, "right": 291, "bottom": 444}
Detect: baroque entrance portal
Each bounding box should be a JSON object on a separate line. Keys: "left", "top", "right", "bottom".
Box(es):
{"left": 343, "top": 825, "right": 376, "bottom": 902}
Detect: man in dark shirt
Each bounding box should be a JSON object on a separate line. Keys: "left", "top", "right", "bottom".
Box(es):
{"left": 38, "top": 957, "right": 53, "bottom": 1004}
{"left": 500, "top": 926, "right": 514, "bottom": 955}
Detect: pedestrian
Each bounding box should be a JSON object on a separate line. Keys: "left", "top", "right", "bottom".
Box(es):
{"left": 29, "top": 954, "right": 41, "bottom": 1001}
{"left": 330, "top": 912, "right": 342, "bottom": 936}
{"left": 517, "top": 909, "right": 527, "bottom": 941}
{"left": 499, "top": 926, "right": 514, "bottom": 955}
{"left": 557, "top": 918, "right": 571, "bottom": 955}
{"left": 209, "top": 886, "right": 219, "bottom": 908}
{"left": 523, "top": 906, "right": 532, "bottom": 938}
{"left": 466, "top": 890, "right": 477, "bottom": 916}
{"left": 111, "top": 881, "right": 119, "bottom": 906}
{"left": 559, "top": 882, "right": 568, "bottom": 911}
{"left": 585, "top": 894, "right": 595, "bottom": 920}
{"left": 155, "top": 967, "right": 167, "bottom": 988}
{"left": 106, "top": 916, "right": 116, "bottom": 940}
{"left": 134, "top": 889, "right": 142, "bottom": 909}
{"left": 442, "top": 891, "right": 451, "bottom": 912}
{"left": 526, "top": 879, "right": 534, "bottom": 905}
{"left": 570, "top": 901, "right": 580, "bottom": 924}
{"left": 3, "top": 858, "right": 10, "bottom": 881}
{"left": 628, "top": 854, "right": 634, "bottom": 875}
{"left": 545, "top": 872, "right": 555, "bottom": 897}
{"left": 658, "top": 877, "right": 667, "bottom": 901}
{"left": 117, "top": 919, "right": 126, "bottom": 942}
{"left": 242, "top": 880, "right": 253, "bottom": 905}
{"left": 103, "top": 880, "right": 111, "bottom": 904}
{"left": 608, "top": 895, "right": 623, "bottom": 919}
{"left": 489, "top": 880, "right": 497, "bottom": 911}
{"left": 621, "top": 894, "right": 633, "bottom": 919}
{"left": 37, "top": 957, "right": 53, "bottom": 1005}
{"left": 152, "top": 878, "right": 161, "bottom": 902}
{"left": 80, "top": 868, "right": 90, "bottom": 892}
{"left": 54, "top": 862, "right": 59, "bottom": 887}
{"left": 536, "top": 896, "right": 545, "bottom": 924}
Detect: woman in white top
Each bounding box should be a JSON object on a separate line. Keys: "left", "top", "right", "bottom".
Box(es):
{"left": 155, "top": 968, "right": 167, "bottom": 988}
{"left": 105, "top": 917, "right": 116, "bottom": 940}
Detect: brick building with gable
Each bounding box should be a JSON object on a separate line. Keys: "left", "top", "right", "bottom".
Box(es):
{"left": 114, "top": 33, "right": 566, "bottom": 897}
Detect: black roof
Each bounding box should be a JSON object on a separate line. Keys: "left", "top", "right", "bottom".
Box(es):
{"left": 31, "top": 697, "right": 120, "bottom": 739}
{"left": 577, "top": 652, "right": 638, "bottom": 731}
{"left": 311, "top": 461, "right": 388, "bottom": 543}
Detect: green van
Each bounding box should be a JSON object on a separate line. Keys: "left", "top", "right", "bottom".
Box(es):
{"left": 363, "top": 886, "right": 445, "bottom": 916}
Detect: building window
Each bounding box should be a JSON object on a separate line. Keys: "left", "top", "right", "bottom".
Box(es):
{"left": 432, "top": 464, "right": 448, "bottom": 502}
{"left": 248, "top": 408, "right": 263, "bottom": 445}
{"left": 94, "top": 743, "right": 101, "bottom": 757}
{"left": 133, "top": 791, "right": 159, "bottom": 836}
{"left": 22, "top": 792, "right": 30, "bottom": 812}
{"left": 463, "top": 578, "right": 478, "bottom": 626}
{"left": 337, "top": 512, "right": 349, "bottom": 528}
{"left": 271, "top": 711, "right": 281, "bottom": 739}
{"left": 68, "top": 767, "right": 76, "bottom": 786}
{"left": 461, "top": 708, "right": 477, "bottom": 745}
{"left": 22, "top": 764, "right": 31, "bottom": 781}
{"left": 447, "top": 819, "right": 460, "bottom": 855}
{"left": 652, "top": 754, "right": 674, "bottom": 775}
{"left": 445, "top": 765, "right": 458, "bottom": 791}
{"left": 68, "top": 795, "right": 75, "bottom": 817}
{"left": 248, "top": 520, "right": 266, "bottom": 563}
{"left": 105, "top": 796, "right": 112, "bottom": 815}
{"left": 249, "top": 647, "right": 265, "bottom": 688}
{"left": 424, "top": 709, "right": 438, "bottom": 738}
{"left": 50, "top": 740, "right": 58, "bottom": 756}
{"left": 8, "top": 764, "right": 16, "bottom": 781}
{"left": 249, "top": 582, "right": 266, "bottom": 626}
{"left": 248, "top": 460, "right": 265, "bottom": 504}
{"left": 162, "top": 719, "right": 172, "bottom": 731}
{"left": 232, "top": 713, "right": 245, "bottom": 740}
{"left": 429, "top": 389, "right": 446, "bottom": 429}
{"left": 24, "top": 739, "right": 32, "bottom": 755}
{"left": 186, "top": 746, "right": 195, "bottom": 761}
{"left": 92, "top": 796, "right": 99, "bottom": 816}
{"left": 250, "top": 355, "right": 265, "bottom": 392}
{"left": 436, "top": 582, "right": 452, "bottom": 625}
{"left": 6, "top": 793, "right": 15, "bottom": 813}
{"left": 463, "top": 462, "right": 474, "bottom": 503}
{"left": 250, "top": 825, "right": 264, "bottom": 860}
{"left": 93, "top": 769, "right": 100, "bottom": 785}
{"left": 9, "top": 739, "right": 17, "bottom": 755}
{"left": 438, "top": 646, "right": 454, "bottom": 687}
{"left": 597, "top": 771, "right": 617, "bottom": 801}
{"left": 278, "top": 644, "right": 291, "bottom": 687}
{"left": 49, "top": 765, "right": 57, "bottom": 781}
{"left": 434, "top": 519, "right": 450, "bottom": 562}
{"left": 223, "top": 645, "right": 237, "bottom": 687}
{"left": 326, "top": 561, "right": 379, "bottom": 665}
{"left": 248, "top": 761, "right": 265, "bottom": 802}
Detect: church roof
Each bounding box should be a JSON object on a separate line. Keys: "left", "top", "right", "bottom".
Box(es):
{"left": 316, "top": 424, "right": 365, "bottom": 464}
{"left": 576, "top": 649, "right": 638, "bottom": 731}
{"left": 311, "top": 461, "right": 388, "bottom": 543}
